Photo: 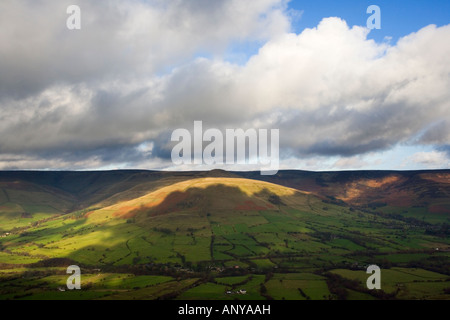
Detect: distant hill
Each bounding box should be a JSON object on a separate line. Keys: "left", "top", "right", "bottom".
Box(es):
{"left": 0, "top": 169, "right": 448, "bottom": 228}
{"left": 245, "top": 170, "right": 450, "bottom": 222}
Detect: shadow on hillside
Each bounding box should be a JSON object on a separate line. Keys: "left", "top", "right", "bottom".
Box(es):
{"left": 2, "top": 183, "right": 315, "bottom": 270}
{"left": 60, "top": 183, "right": 310, "bottom": 267}
{"left": 125, "top": 184, "right": 296, "bottom": 219}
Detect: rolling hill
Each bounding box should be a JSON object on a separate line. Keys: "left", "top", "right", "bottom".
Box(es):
{"left": 0, "top": 170, "right": 449, "bottom": 300}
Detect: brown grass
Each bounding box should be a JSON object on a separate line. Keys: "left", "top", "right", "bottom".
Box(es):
{"left": 235, "top": 200, "right": 267, "bottom": 211}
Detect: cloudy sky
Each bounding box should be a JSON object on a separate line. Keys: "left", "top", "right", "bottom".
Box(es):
{"left": 0, "top": 0, "right": 449, "bottom": 171}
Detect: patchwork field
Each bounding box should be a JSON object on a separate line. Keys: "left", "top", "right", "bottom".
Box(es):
{"left": 0, "top": 170, "right": 449, "bottom": 300}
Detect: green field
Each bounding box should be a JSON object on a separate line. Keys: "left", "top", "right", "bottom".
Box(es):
{"left": 0, "top": 172, "right": 449, "bottom": 300}
{"left": 331, "top": 268, "right": 450, "bottom": 299}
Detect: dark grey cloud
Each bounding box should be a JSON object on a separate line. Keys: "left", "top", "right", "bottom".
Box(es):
{"left": 419, "top": 121, "right": 450, "bottom": 145}
{"left": 0, "top": 0, "right": 288, "bottom": 100}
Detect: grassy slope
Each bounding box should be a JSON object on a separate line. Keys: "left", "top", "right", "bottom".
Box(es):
{"left": 1, "top": 177, "right": 448, "bottom": 267}
{"left": 244, "top": 170, "right": 450, "bottom": 224}
{"left": 0, "top": 181, "right": 76, "bottom": 232}
{"left": 0, "top": 171, "right": 449, "bottom": 300}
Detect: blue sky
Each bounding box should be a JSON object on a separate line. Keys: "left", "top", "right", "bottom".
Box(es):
{"left": 219, "top": 0, "right": 450, "bottom": 171}
{"left": 284, "top": 0, "right": 450, "bottom": 171}
{"left": 289, "top": 0, "right": 450, "bottom": 41}
{"left": 227, "top": 0, "right": 450, "bottom": 63}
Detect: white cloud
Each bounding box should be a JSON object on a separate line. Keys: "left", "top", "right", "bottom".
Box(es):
{"left": 0, "top": 0, "right": 290, "bottom": 98}
{"left": 0, "top": 1, "right": 449, "bottom": 170}
{"left": 404, "top": 151, "right": 450, "bottom": 169}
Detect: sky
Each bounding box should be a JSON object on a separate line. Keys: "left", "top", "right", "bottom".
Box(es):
{"left": 0, "top": 0, "right": 449, "bottom": 172}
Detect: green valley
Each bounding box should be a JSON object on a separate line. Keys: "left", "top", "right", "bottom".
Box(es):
{"left": 0, "top": 170, "right": 449, "bottom": 300}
